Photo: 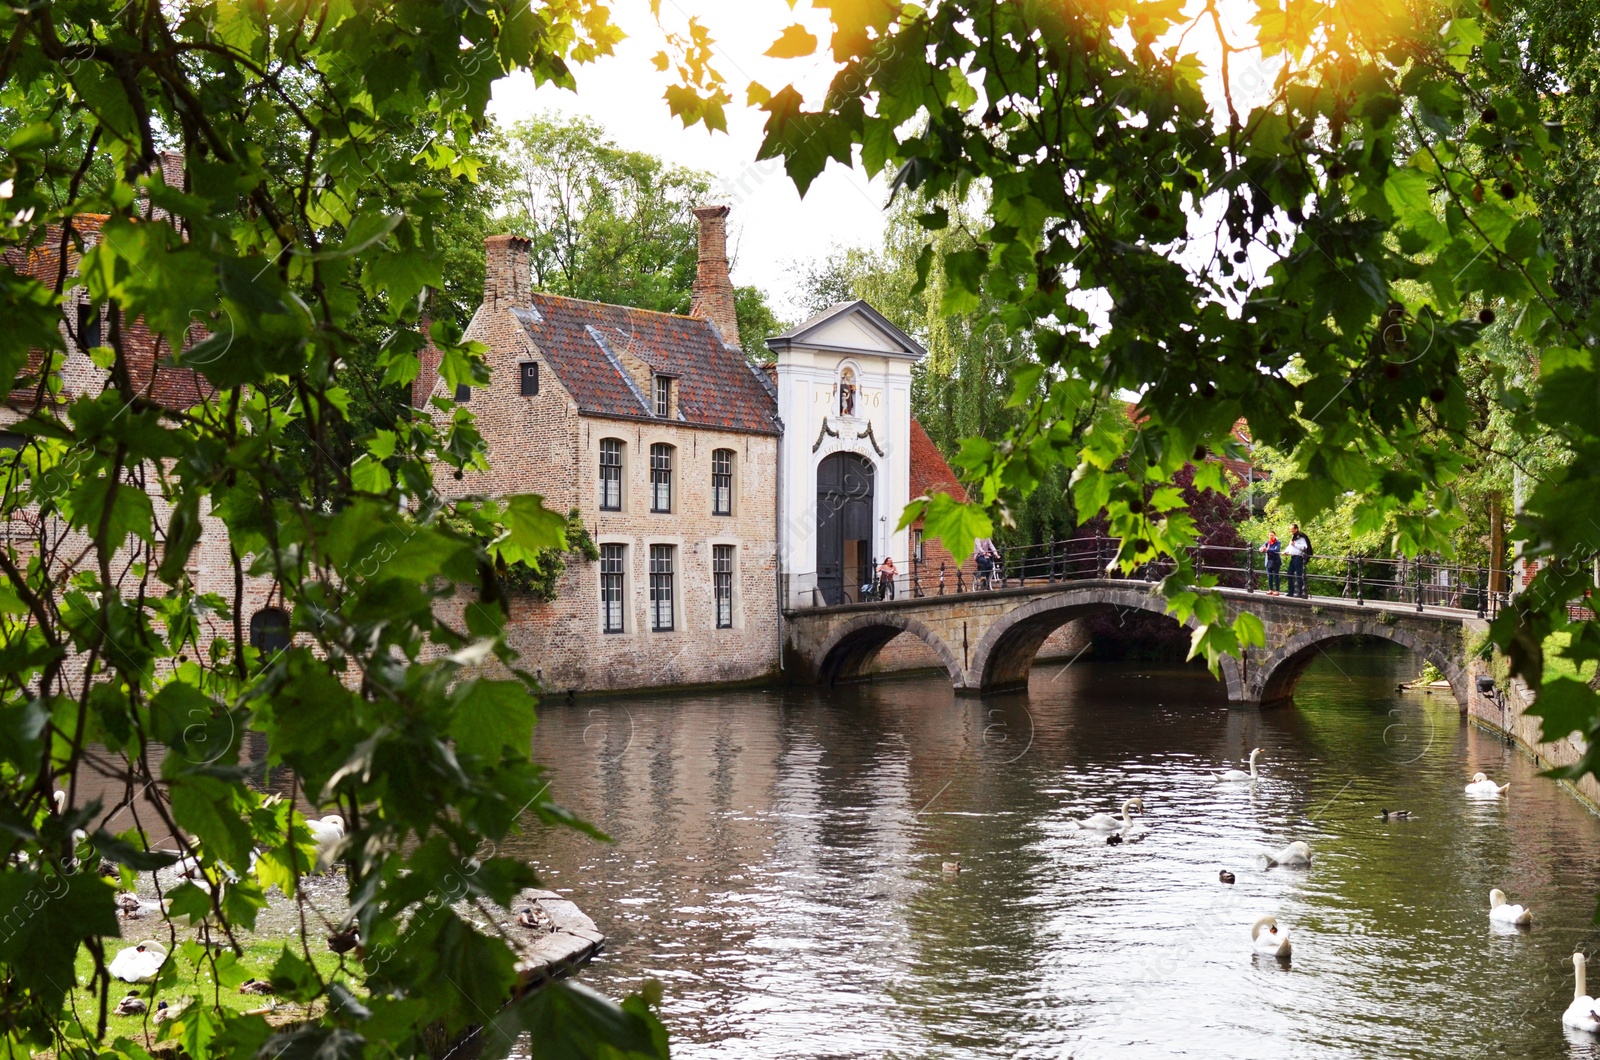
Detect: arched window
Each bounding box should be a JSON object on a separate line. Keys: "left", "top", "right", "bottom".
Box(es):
{"left": 838, "top": 366, "right": 857, "bottom": 417}
{"left": 599, "top": 438, "right": 624, "bottom": 511}
{"left": 249, "top": 607, "right": 291, "bottom": 655}
{"left": 711, "top": 448, "right": 734, "bottom": 516}
{"left": 649, "top": 443, "right": 673, "bottom": 513}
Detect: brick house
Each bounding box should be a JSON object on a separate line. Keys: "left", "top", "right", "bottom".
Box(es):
{"left": 0, "top": 154, "right": 287, "bottom": 655}
{"left": 436, "top": 207, "right": 973, "bottom": 693}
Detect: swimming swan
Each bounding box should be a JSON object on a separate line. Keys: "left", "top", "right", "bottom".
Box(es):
{"left": 1218, "top": 748, "right": 1262, "bottom": 782}
{"left": 1074, "top": 797, "right": 1143, "bottom": 831}
{"left": 109, "top": 940, "right": 168, "bottom": 983}
{"left": 1465, "top": 772, "right": 1509, "bottom": 797}
{"left": 1262, "top": 841, "right": 1311, "bottom": 867}
{"left": 1251, "top": 915, "right": 1292, "bottom": 958}
{"left": 1564, "top": 953, "right": 1600, "bottom": 1033}
{"left": 1489, "top": 888, "right": 1533, "bottom": 926}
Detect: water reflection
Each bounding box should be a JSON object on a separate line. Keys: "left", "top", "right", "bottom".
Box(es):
{"left": 510, "top": 645, "right": 1600, "bottom": 1059}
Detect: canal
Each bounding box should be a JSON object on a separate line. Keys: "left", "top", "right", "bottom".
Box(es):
{"left": 508, "top": 644, "right": 1600, "bottom": 1059}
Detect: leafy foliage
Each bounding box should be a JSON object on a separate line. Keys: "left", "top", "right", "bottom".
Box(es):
{"left": 753, "top": 0, "right": 1570, "bottom": 680}
{"left": 0, "top": 2, "right": 671, "bottom": 1057}
{"left": 492, "top": 114, "right": 783, "bottom": 356}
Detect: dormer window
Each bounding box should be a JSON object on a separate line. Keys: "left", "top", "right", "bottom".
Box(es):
{"left": 654, "top": 375, "right": 672, "bottom": 418}
{"left": 839, "top": 366, "right": 857, "bottom": 417}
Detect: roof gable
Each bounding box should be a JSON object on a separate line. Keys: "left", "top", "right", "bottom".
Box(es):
{"left": 510, "top": 294, "right": 779, "bottom": 435}
{"left": 766, "top": 300, "right": 926, "bottom": 360}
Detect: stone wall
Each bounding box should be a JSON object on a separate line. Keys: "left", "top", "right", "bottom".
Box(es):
{"left": 1462, "top": 621, "right": 1600, "bottom": 813}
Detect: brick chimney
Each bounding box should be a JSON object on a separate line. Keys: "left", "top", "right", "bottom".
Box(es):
{"left": 413, "top": 312, "right": 440, "bottom": 409}
{"left": 484, "top": 233, "right": 531, "bottom": 312}
{"left": 690, "top": 205, "right": 740, "bottom": 349}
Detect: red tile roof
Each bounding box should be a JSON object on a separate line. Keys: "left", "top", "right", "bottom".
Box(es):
{"left": 3, "top": 219, "right": 213, "bottom": 410}
{"left": 515, "top": 293, "right": 779, "bottom": 435}
{"left": 909, "top": 418, "right": 969, "bottom": 504}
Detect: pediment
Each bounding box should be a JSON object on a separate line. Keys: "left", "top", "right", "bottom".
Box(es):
{"left": 766, "top": 300, "right": 925, "bottom": 360}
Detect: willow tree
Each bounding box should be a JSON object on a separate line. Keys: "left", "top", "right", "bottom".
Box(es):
{"left": 0, "top": 2, "right": 673, "bottom": 1057}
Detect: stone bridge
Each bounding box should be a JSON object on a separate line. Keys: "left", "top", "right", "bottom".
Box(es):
{"left": 782, "top": 579, "right": 1479, "bottom": 707}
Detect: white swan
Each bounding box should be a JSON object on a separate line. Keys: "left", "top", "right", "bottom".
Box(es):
{"left": 306, "top": 815, "right": 345, "bottom": 870}
{"left": 1262, "top": 841, "right": 1311, "bottom": 867}
{"left": 1251, "top": 915, "right": 1292, "bottom": 958}
{"left": 1564, "top": 953, "right": 1600, "bottom": 1033}
{"left": 1489, "top": 887, "right": 1533, "bottom": 926}
{"left": 109, "top": 940, "right": 168, "bottom": 983}
{"left": 1465, "top": 772, "right": 1509, "bottom": 797}
{"left": 1218, "top": 748, "right": 1262, "bottom": 782}
{"left": 1074, "top": 797, "right": 1143, "bottom": 831}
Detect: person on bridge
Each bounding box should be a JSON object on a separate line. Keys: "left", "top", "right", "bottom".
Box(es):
{"left": 974, "top": 537, "right": 1001, "bottom": 590}
{"left": 877, "top": 555, "right": 898, "bottom": 600}
{"left": 1285, "top": 525, "right": 1311, "bottom": 598}
{"left": 1260, "top": 531, "right": 1282, "bottom": 595}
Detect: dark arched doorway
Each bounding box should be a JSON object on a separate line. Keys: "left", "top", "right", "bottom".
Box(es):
{"left": 817, "top": 452, "right": 874, "bottom": 605}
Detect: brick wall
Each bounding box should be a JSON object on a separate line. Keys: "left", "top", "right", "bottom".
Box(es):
{"left": 689, "top": 206, "right": 740, "bottom": 349}
{"left": 438, "top": 242, "right": 781, "bottom": 693}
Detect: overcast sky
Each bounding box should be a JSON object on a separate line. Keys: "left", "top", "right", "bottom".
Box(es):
{"left": 489, "top": 0, "right": 888, "bottom": 321}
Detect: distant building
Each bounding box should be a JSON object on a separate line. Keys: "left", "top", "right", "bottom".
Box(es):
{"left": 436, "top": 207, "right": 973, "bottom": 693}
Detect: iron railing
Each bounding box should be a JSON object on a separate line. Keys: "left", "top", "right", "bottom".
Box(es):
{"left": 787, "top": 535, "right": 1511, "bottom": 619}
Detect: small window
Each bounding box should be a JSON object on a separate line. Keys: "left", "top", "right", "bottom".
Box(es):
{"left": 600, "top": 544, "right": 625, "bottom": 634}
{"left": 654, "top": 375, "right": 671, "bottom": 418}
{"left": 249, "top": 608, "right": 292, "bottom": 655}
{"left": 0, "top": 432, "right": 24, "bottom": 452}
{"left": 649, "top": 545, "right": 675, "bottom": 632}
{"left": 711, "top": 449, "right": 733, "bottom": 516}
{"left": 599, "top": 438, "right": 623, "bottom": 512}
{"left": 912, "top": 528, "right": 925, "bottom": 563}
{"left": 519, "top": 362, "right": 539, "bottom": 396}
{"left": 839, "top": 366, "right": 857, "bottom": 417}
{"left": 713, "top": 544, "right": 734, "bottom": 629}
{"left": 454, "top": 383, "right": 471, "bottom": 402}
{"left": 76, "top": 303, "right": 101, "bottom": 351}
{"left": 650, "top": 443, "right": 673, "bottom": 513}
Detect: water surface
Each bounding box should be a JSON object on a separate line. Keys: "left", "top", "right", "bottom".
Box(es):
{"left": 511, "top": 646, "right": 1600, "bottom": 1059}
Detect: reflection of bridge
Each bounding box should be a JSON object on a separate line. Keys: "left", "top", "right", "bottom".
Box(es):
{"left": 783, "top": 579, "right": 1483, "bottom": 707}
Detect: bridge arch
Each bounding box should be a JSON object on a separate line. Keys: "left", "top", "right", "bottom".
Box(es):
{"left": 967, "top": 588, "right": 1245, "bottom": 699}
{"left": 1246, "top": 622, "right": 1467, "bottom": 708}
{"left": 813, "top": 613, "right": 962, "bottom": 686}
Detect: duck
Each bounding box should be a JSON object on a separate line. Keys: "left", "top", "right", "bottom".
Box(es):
{"left": 1217, "top": 748, "right": 1263, "bottom": 782}
{"left": 238, "top": 979, "right": 274, "bottom": 995}
{"left": 941, "top": 860, "right": 962, "bottom": 874}
{"left": 109, "top": 940, "right": 168, "bottom": 983}
{"left": 1262, "top": 841, "right": 1311, "bottom": 867}
{"left": 516, "top": 906, "right": 553, "bottom": 931}
{"left": 112, "top": 993, "right": 147, "bottom": 1017}
{"left": 1105, "top": 832, "right": 1123, "bottom": 846}
{"left": 1489, "top": 887, "right": 1533, "bottom": 926}
{"left": 1465, "top": 772, "right": 1510, "bottom": 797}
{"left": 327, "top": 926, "right": 360, "bottom": 955}
{"left": 1251, "top": 915, "right": 1292, "bottom": 958}
{"left": 306, "top": 815, "right": 346, "bottom": 871}
{"left": 151, "top": 999, "right": 181, "bottom": 1025}
{"left": 1565, "top": 953, "right": 1600, "bottom": 1033}
{"left": 1219, "top": 870, "right": 1235, "bottom": 884}
{"left": 1074, "top": 797, "right": 1143, "bottom": 831}
{"left": 1379, "top": 809, "right": 1412, "bottom": 821}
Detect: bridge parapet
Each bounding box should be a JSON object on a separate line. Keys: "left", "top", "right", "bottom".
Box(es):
{"left": 784, "top": 579, "right": 1475, "bottom": 708}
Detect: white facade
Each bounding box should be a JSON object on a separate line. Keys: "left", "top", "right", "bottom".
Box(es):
{"left": 767, "top": 301, "right": 926, "bottom": 609}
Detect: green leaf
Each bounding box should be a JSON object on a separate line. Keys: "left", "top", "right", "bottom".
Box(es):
{"left": 0, "top": 870, "right": 119, "bottom": 1009}
{"left": 1528, "top": 677, "right": 1599, "bottom": 742}
{"left": 481, "top": 981, "right": 670, "bottom": 1060}
{"left": 449, "top": 679, "right": 536, "bottom": 759}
